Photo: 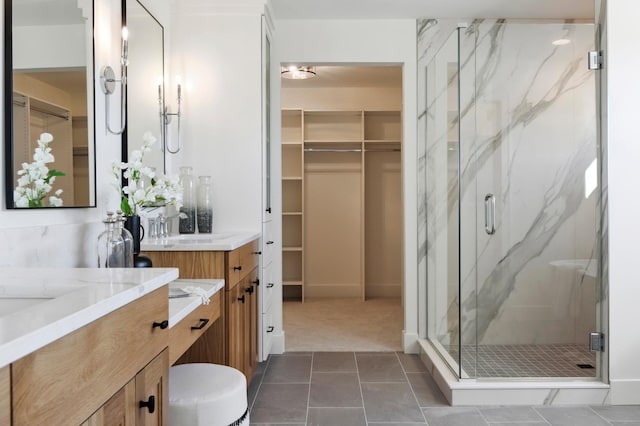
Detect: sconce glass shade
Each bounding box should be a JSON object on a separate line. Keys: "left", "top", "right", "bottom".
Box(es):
{"left": 281, "top": 65, "right": 316, "bottom": 80}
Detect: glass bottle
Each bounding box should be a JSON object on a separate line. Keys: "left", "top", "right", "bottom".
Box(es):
{"left": 97, "top": 211, "right": 125, "bottom": 267}
{"left": 197, "top": 175, "right": 213, "bottom": 233}
{"left": 116, "top": 210, "right": 134, "bottom": 267}
{"left": 179, "top": 166, "right": 196, "bottom": 234}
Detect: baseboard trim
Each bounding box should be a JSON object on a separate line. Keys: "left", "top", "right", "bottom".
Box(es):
{"left": 403, "top": 332, "right": 420, "bottom": 353}
{"left": 271, "top": 331, "right": 285, "bottom": 355}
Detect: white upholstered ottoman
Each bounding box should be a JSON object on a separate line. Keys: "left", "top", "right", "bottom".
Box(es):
{"left": 168, "top": 363, "right": 249, "bottom": 426}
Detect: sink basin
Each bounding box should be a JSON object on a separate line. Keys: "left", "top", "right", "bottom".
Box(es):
{"left": 0, "top": 297, "right": 54, "bottom": 316}
{"left": 0, "top": 284, "right": 82, "bottom": 317}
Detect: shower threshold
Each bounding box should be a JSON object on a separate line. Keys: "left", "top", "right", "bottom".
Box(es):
{"left": 419, "top": 340, "right": 610, "bottom": 406}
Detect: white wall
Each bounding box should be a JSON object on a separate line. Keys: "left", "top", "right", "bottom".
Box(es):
{"left": 168, "top": 2, "right": 264, "bottom": 233}
{"left": 606, "top": 0, "right": 640, "bottom": 405}
{"left": 274, "top": 19, "right": 419, "bottom": 352}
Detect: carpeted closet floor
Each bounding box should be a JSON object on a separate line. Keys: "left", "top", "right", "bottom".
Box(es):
{"left": 283, "top": 298, "right": 403, "bottom": 352}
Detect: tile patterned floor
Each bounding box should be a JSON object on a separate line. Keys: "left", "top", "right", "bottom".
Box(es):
{"left": 247, "top": 352, "right": 640, "bottom": 426}
{"left": 446, "top": 344, "right": 597, "bottom": 378}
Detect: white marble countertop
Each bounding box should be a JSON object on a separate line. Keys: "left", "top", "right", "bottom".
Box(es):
{"left": 0, "top": 267, "right": 179, "bottom": 368}
{"left": 168, "top": 279, "right": 225, "bottom": 328}
{"left": 141, "top": 231, "right": 260, "bottom": 252}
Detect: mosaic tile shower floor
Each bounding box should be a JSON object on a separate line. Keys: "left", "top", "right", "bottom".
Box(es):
{"left": 446, "top": 343, "right": 597, "bottom": 378}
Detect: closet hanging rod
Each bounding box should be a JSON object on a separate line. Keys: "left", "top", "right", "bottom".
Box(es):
{"left": 13, "top": 99, "right": 70, "bottom": 120}
{"left": 304, "top": 148, "right": 362, "bottom": 153}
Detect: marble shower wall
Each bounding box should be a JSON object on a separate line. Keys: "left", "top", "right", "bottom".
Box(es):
{"left": 419, "top": 20, "right": 599, "bottom": 355}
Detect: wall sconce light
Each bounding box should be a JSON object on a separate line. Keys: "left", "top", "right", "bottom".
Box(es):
{"left": 281, "top": 65, "right": 316, "bottom": 80}
{"left": 158, "top": 79, "right": 182, "bottom": 154}
{"left": 101, "top": 27, "right": 128, "bottom": 135}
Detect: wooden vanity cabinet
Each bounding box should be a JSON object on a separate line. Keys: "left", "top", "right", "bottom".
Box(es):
{"left": 145, "top": 240, "right": 260, "bottom": 382}
{"left": 10, "top": 287, "right": 169, "bottom": 426}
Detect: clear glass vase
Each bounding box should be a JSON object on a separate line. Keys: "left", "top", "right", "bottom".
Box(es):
{"left": 116, "top": 211, "right": 134, "bottom": 267}
{"left": 179, "top": 166, "right": 196, "bottom": 234}
{"left": 97, "top": 211, "right": 125, "bottom": 267}
{"left": 197, "top": 175, "right": 213, "bottom": 233}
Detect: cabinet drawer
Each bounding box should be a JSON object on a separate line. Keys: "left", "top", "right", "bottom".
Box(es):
{"left": 12, "top": 287, "right": 169, "bottom": 426}
{"left": 227, "top": 240, "right": 260, "bottom": 288}
{"left": 169, "top": 292, "right": 221, "bottom": 365}
{"left": 261, "top": 262, "right": 275, "bottom": 314}
{"left": 262, "top": 308, "right": 274, "bottom": 361}
{"left": 262, "top": 220, "right": 274, "bottom": 266}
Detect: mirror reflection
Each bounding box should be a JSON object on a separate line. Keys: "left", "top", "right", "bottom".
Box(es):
{"left": 124, "top": 0, "right": 165, "bottom": 174}
{"left": 5, "top": 0, "right": 96, "bottom": 208}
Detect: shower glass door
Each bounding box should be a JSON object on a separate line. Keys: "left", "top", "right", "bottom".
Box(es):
{"left": 459, "top": 21, "right": 600, "bottom": 379}
{"left": 425, "top": 21, "right": 601, "bottom": 380}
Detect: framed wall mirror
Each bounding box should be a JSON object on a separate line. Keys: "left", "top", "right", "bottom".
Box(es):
{"left": 4, "top": 0, "right": 96, "bottom": 209}
{"left": 123, "top": 0, "right": 165, "bottom": 174}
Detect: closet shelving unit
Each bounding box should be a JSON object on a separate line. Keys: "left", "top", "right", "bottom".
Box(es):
{"left": 281, "top": 108, "right": 402, "bottom": 302}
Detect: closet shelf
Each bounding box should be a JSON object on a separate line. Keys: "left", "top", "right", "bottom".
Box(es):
{"left": 282, "top": 246, "right": 303, "bottom": 252}
{"left": 283, "top": 212, "right": 303, "bottom": 216}
{"left": 304, "top": 139, "right": 362, "bottom": 144}
{"left": 283, "top": 141, "right": 302, "bottom": 145}
{"left": 282, "top": 176, "right": 303, "bottom": 181}
{"left": 364, "top": 139, "right": 402, "bottom": 144}
{"left": 283, "top": 281, "right": 304, "bottom": 286}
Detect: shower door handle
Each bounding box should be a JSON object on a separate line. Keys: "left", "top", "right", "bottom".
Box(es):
{"left": 484, "top": 194, "right": 496, "bottom": 235}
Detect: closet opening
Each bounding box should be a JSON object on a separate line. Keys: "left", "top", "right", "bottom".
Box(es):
{"left": 281, "top": 65, "right": 404, "bottom": 351}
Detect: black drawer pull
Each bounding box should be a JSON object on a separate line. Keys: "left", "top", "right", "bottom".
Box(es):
{"left": 266, "top": 207, "right": 272, "bottom": 213}
{"left": 252, "top": 278, "right": 260, "bottom": 287}
{"left": 267, "top": 326, "right": 274, "bottom": 333}
{"left": 152, "top": 320, "right": 168, "bottom": 330}
{"left": 233, "top": 265, "right": 242, "bottom": 271}
{"left": 267, "top": 282, "right": 274, "bottom": 288}
{"left": 266, "top": 240, "right": 274, "bottom": 245}
{"left": 238, "top": 295, "right": 245, "bottom": 303}
{"left": 191, "top": 318, "right": 210, "bottom": 330}
{"left": 140, "top": 395, "right": 155, "bottom": 413}
{"left": 253, "top": 251, "right": 262, "bottom": 255}
{"left": 245, "top": 286, "right": 254, "bottom": 294}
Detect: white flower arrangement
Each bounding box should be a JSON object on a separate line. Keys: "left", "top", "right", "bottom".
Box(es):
{"left": 112, "top": 131, "right": 183, "bottom": 216}
{"left": 14, "top": 132, "right": 65, "bottom": 208}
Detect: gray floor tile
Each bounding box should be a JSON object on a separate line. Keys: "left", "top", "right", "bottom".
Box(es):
{"left": 422, "top": 407, "right": 488, "bottom": 426}
{"left": 487, "top": 423, "right": 548, "bottom": 426}
{"left": 361, "top": 382, "right": 424, "bottom": 422}
{"left": 356, "top": 353, "right": 406, "bottom": 382}
{"left": 368, "top": 423, "right": 427, "bottom": 426}
{"left": 307, "top": 407, "right": 366, "bottom": 426}
{"left": 534, "top": 406, "right": 610, "bottom": 425}
{"left": 611, "top": 423, "right": 640, "bottom": 426}
{"left": 309, "top": 372, "right": 363, "bottom": 407}
{"left": 313, "top": 352, "right": 357, "bottom": 372}
{"left": 263, "top": 354, "right": 312, "bottom": 383}
{"left": 480, "top": 406, "right": 545, "bottom": 422}
{"left": 250, "top": 383, "right": 309, "bottom": 423}
{"left": 406, "top": 372, "right": 448, "bottom": 407}
{"left": 397, "top": 352, "right": 428, "bottom": 373}
{"left": 247, "top": 373, "right": 262, "bottom": 409}
{"left": 591, "top": 405, "right": 640, "bottom": 421}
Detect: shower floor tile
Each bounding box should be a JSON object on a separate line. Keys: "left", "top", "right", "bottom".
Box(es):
{"left": 447, "top": 344, "right": 597, "bottom": 378}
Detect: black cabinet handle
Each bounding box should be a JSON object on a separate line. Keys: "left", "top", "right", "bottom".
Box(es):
{"left": 267, "top": 326, "right": 274, "bottom": 333}
{"left": 238, "top": 295, "right": 245, "bottom": 303}
{"left": 266, "top": 207, "right": 272, "bottom": 213}
{"left": 245, "top": 286, "right": 254, "bottom": 295}
{"left": 267, "top": 282, "right": 274, "bottom": 288}
{"left": 253, "top": 251, "right": 262, "bottom": 255}
{"left": 252, "top": 278, "right": 260, "bottom": 287}
{"left": 233, "top": 265, "right": 242, "bottom": 271}
{"left": 191, "top": 318, "right": 210, "bottom": 330}
{"left": 152, "top": 320, "right": 168, "bottom": 330}
{"left": 266, "top": 241, "right": 274, "bottom": 245}
{"left": 140, "top": 395, "right": 155, "bottom": 413}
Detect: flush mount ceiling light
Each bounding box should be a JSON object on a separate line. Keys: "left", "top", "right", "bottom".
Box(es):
{"left": 281, "top": 65, "right": 316, "bottom": 80}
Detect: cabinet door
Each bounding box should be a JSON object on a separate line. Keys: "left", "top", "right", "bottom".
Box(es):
{"left": 81, "top": 380, "right": 136, "bottom": 426}
{"left": 227, "top": 283, "right": 244, "bottom": 373}
{"left": 247, "top": 268, "right": 259, "bottom": 378}
{"left": 0, "top": 366, "right": 10, "bottom": 426}
{"left": 136, "top": 349, "right": 169, "bottom": 426}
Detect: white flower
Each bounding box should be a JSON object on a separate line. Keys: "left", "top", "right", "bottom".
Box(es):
{"left": 113, "top": 131, "right": 182, "bottom": 216}
{"left": 13, "top": 133, "right": 65, "bottom": 207}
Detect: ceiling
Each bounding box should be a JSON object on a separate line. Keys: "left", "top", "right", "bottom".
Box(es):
{"left": 270, "top": 0, "right": 594, "bottom": 20}
{"left": 281, "top": 66, "right": 402, "bottom": 89}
